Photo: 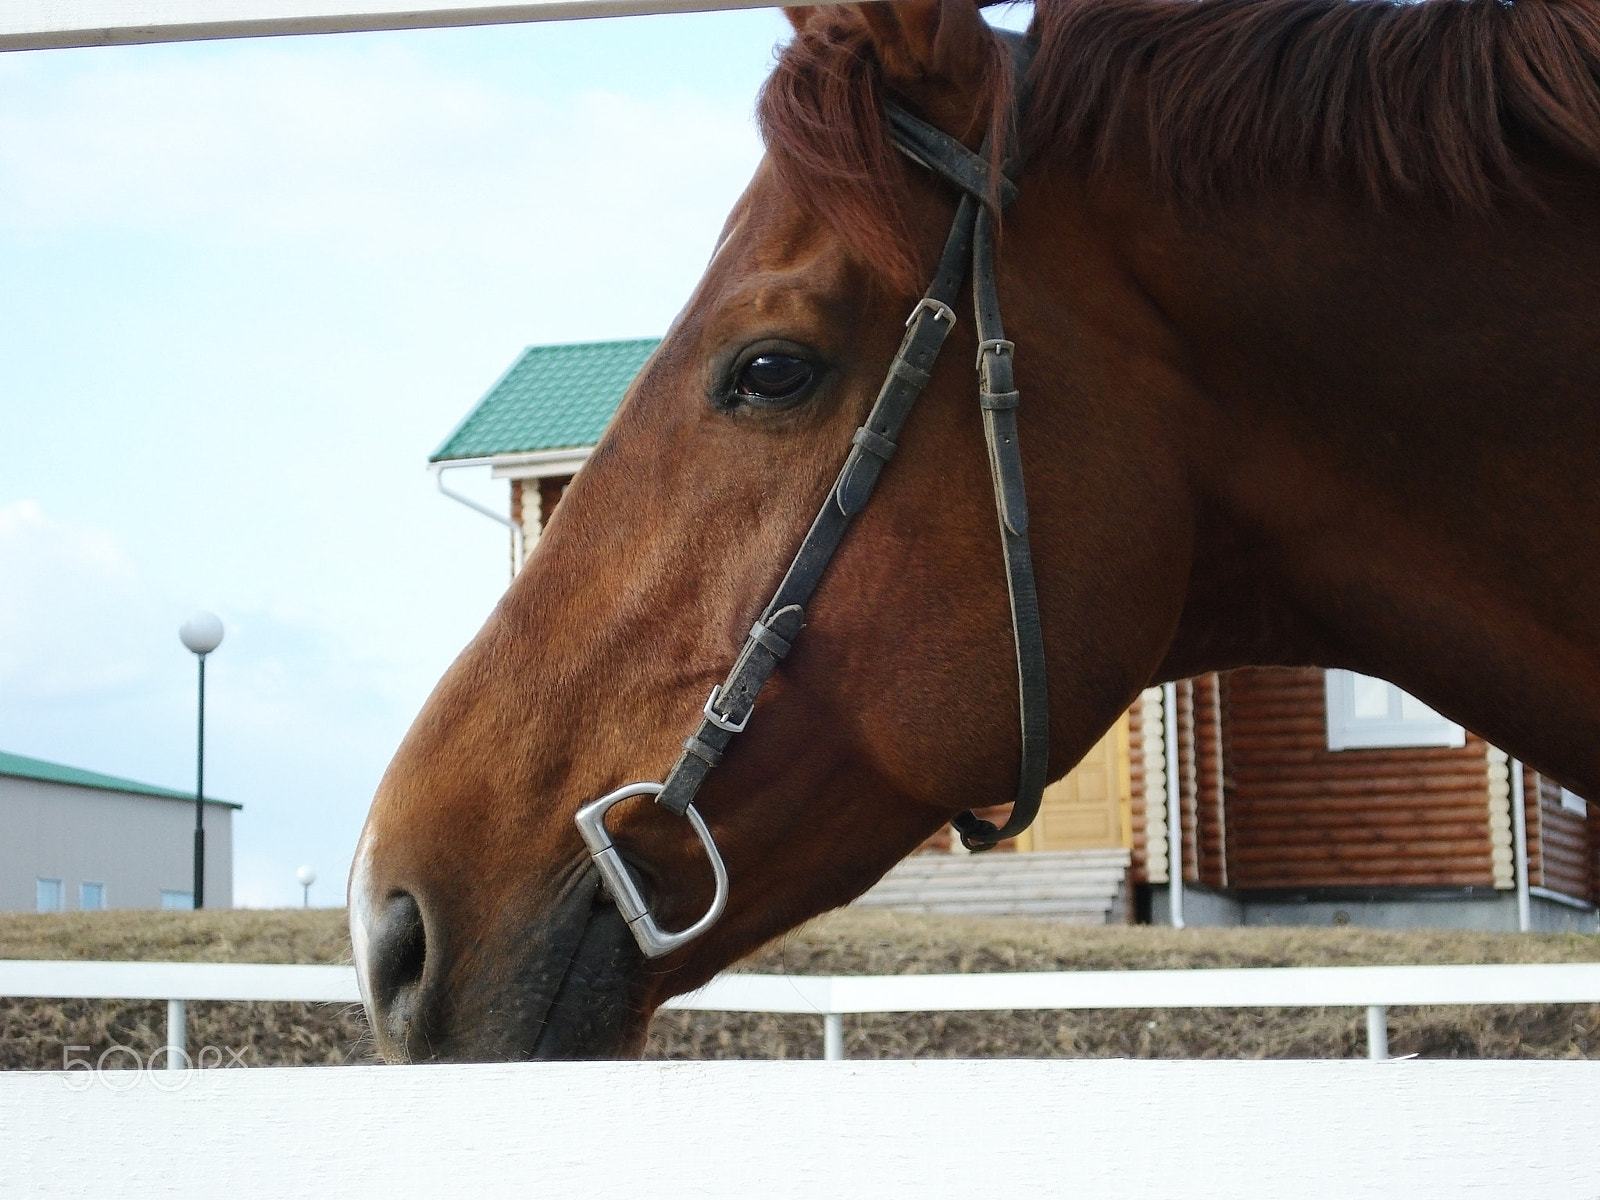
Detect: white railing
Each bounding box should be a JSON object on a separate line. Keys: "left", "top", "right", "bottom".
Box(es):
{"left": 0, "top": 0, "right": 799, "bottom": 53}
{"left": 8, "top": 1058, "right": 1600, "bottom": 1198}
{"left": 6, "top": 959, "right": 1600, "bottom": 1063}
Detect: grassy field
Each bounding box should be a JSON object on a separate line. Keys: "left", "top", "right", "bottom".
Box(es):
{"left": 3, "top": 908, "right": 1599, "bottom": 1067}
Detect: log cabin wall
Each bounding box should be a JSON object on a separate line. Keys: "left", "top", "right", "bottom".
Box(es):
{"left": 1527, "top": 771, "right": 1598, "bottom": 904}
{"left": 1219, "top": 667, "right": 1499, "bottom": 890}
{"left": 1192, "top": 673, "right": 1228, "bottom": 890}
{"left": 1127, "top": 697, "right": 1148, "bottom": 885}
{"left": 1135, "top": 688, "right": 1169, "bottom": 885}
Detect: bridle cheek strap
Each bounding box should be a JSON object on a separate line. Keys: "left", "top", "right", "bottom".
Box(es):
{"left": 576, "top": 32, "right": 1048, "bottom": 958}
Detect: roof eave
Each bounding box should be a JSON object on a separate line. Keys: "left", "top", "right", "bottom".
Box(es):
{"left": 428, "top": 447, "right": 594, "bottom": 478}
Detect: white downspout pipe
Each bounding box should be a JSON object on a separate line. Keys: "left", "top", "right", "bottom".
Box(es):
{"left": 1511, "top": 757, "right": 1531, "bottom": 933}
{"left": 433, "top": 462, "right": 522, "bottom": 576}
{"left": 1164, "top": 681, "right": 1185, "bottom": 930}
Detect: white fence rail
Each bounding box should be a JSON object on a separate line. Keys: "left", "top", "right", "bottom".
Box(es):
{"left": 0, "top": 0, "right": 807, "bottom": 52}
{"left": 8, "top": 1058, "right": 1600, "bottom": 1198}
{"left": 8, "top": 962, "right": 1600, "bottom": 1196}
{"left": 6, "top": 959, "right": 1600, "bottom": 1063}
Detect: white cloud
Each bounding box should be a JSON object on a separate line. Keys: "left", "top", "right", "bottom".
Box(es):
{"left": 0, "top": 17, "right": 783, "bottom": 908}
{"left": 0, "top": 42, "right": 762, "bottom": 278}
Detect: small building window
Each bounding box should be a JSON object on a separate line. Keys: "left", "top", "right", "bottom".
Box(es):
{"left": 36, "top": 878, "right": 63, "bottom": 912}
{"left": 79, "top": 882, "right": 106, "bottom": 911}
{"left": 160, "top": 890, "right": 194, "bottom": 911}
{"left": 1324, "top": 670, "right": 1465, "bottom": 751}
{"left": 1560, "top": 788, "right": 1588, "bottom": 816}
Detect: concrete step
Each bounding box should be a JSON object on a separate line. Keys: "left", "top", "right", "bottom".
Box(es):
{"left": 866, "top": 850, "right": 1131, "bottom": 875}
{"left": 860, "top": 883, "right": 1125, "bottom": 905}
{"left": 879, "top": 901, "right": 1117, "bottom": 923}
{"left": 863, "top": 867, "right": 1129, "bottom": 888}
{"left": 854, "top": 849, "right": 1132, "bottom": 924}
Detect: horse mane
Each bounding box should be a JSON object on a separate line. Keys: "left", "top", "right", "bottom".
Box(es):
{"left": 757, "top": 0, "right": 1600, "bottom": 287}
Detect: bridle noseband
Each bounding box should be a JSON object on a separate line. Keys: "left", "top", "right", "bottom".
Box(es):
{"left": 576, "top": 31, "right": 1049, "bottom": 959}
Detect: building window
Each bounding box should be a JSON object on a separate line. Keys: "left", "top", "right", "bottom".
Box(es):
{"left": 160, "top": 890, "right": 194, "bottom": 910}
{"left": 79, "top": 882, "right": 106, "bottom": 911}
{"left": 1324, "top": 670, "right": 1466, "bottom": 751}
{"left": 1560, "top": 788, "right": 1589, "bottom": 816}
{"left": 36, "top": 878, "right": 63, "bottom": 912}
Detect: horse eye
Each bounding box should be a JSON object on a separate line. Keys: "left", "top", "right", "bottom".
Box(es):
{"left": 735, "top": 354, "right": 814, "bottom": 404}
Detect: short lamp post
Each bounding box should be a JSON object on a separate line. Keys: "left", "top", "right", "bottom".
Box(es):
{"left": 297, "top": 865, "right": 317, "bottom": 909}
{"left": 179, "top": 611, "right": 224, "bottom": 910}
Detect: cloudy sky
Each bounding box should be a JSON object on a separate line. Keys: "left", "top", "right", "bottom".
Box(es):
{"left": 0, "top": 10, "right": 786, "bottom": 906}
{"left": 1, "top": 3, "right": 1035, "bottom": 910}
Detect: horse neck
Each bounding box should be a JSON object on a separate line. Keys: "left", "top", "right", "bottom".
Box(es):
{"left": 1042, "top": 172, "right": 1600, "bottom": 792}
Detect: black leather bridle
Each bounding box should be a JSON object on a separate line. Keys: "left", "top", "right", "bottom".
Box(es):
{"left": 576, "top": 30, "right": 1048, "bottom": 959}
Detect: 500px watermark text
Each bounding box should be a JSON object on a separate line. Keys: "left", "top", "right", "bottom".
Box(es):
{"left": 60, "top": 1043, "right": 251, "bottom": 1090}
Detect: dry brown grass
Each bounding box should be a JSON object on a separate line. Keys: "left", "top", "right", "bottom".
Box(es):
{"left": 0, "top": 909, "right": 369, "bottom": 1070}
{"left": 0, "top": 909, "right": 353, "bottom": 964}
{"left": 4, "top": 908, "right": 1598, "bottom": 1068}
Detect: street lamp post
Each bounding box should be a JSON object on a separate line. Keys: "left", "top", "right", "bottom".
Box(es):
{"left": 179, "top": 611, "right": 224, "bottom": 909}
{"left": 297, "top": 865, "right": 317, "bottom": 909}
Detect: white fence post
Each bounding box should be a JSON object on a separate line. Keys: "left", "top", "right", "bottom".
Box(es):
{"left": 823, "top": 1012, "right": 844, "bottom": 1061}
{"left": 1365, "top": 1004, "right": 1388, "bottom": 1061}
{"left": 167, "top": 999, "right": 187, "bottom": 1071}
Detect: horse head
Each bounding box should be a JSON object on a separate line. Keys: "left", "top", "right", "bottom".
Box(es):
{"left": 348, "top": 0, "right": 1191, "bottom": 1062}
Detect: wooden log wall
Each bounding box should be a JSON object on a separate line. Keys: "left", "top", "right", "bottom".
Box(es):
{"left": 1123, "top": 668, "right": 1598, "bottom": 905}
{"left": 1128, "top": 698, "right": 1148, "bottom": 884}
{"left": 1219, "top": 668, "right": 1499, "bottom": 890}
{"left": 1193, "top": 674, "right": 1228, "bottom": 890}
{"left": 1527, "top": 771, "right": 1598, "bottom": 904}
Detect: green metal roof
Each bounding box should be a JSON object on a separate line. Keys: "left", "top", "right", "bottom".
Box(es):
{"left": 0, "top": 750, "right": 241, "bottom": 809}
{"left": 430, "top": 338, "right": 661, "bottom": 463}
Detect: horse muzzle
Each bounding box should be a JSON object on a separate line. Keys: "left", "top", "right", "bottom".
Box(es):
{"left": 353, "top": 863, "right": 652, "bottom": 1062}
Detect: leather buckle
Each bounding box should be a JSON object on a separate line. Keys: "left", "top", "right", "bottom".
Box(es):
{"left": 702, "top": 685, "right": 750, "bottom": 733}
{"left": 905, "top": 297, "right": 957, "bottom": 329}
{"left": 976, "top": 338, "right": 1015, "bottom": 369}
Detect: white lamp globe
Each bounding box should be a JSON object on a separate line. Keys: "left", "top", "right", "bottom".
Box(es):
{"left": 296, "top": 865, "right": 317, "bottom": 888}
{"left": 179, "top": 611, "right": 224, "bottom": 656}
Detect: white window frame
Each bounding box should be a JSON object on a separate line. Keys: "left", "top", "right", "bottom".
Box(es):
{"left": 160, "top": 889, "right": 195, "bottom": 911}
{"left": 79, "top": 881, "right": 106, "bottom": 910}
{"left": 1324, "top": 669, "right": 1466, "bottom": 751}
{"left": 36, "top": 878, "right": 63, "bottom": 912}
{"left": 1559, "top": 787, "right": 1588, "bottom": 816}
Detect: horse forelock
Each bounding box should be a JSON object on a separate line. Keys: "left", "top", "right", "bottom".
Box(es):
{"left": 755, "top": 6, "right": 1012, "bottom": 295}
{"left": 757, "top": 0, "right": 1600, "bottom": 279}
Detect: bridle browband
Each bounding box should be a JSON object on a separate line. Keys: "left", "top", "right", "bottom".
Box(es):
{"left": 576, "top": 30, "right": 1048, "bottom": 959}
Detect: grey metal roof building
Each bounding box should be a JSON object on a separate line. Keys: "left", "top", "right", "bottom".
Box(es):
{"left": 0, "top": 750, "right": 237, "bottom": 911}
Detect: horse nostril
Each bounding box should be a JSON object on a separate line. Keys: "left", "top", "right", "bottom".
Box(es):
{"left": 368, "top": 890, "right": 428, "bottom": 1033}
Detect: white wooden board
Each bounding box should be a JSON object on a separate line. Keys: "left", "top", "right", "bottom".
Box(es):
{"left": 5, "top": 1059, "right": 1599, "bottom": 1199}
{"left": 0, "top": 960, "right": 359, "bottom": 1002}
{"left": 7, "top": 959, "right": 1600, "bottom": 1010}
{"left": 809, "top": 962, "right": 1600, "bottom": 1012}
{"left": 0, "top": 0, "right": 802, "bottom": 52}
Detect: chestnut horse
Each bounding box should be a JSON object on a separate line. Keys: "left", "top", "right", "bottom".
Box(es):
{"left": 353, "top": 0, "right": 1600, "bottom": 1061}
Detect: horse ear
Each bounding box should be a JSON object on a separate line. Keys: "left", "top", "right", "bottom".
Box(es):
{"left": 786, "top": 0, "right": 996, "bottom": 126}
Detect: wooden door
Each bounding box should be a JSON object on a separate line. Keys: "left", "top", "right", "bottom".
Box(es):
{"left": 1017, "top": 715, "right": 1132, "bottom": 851}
